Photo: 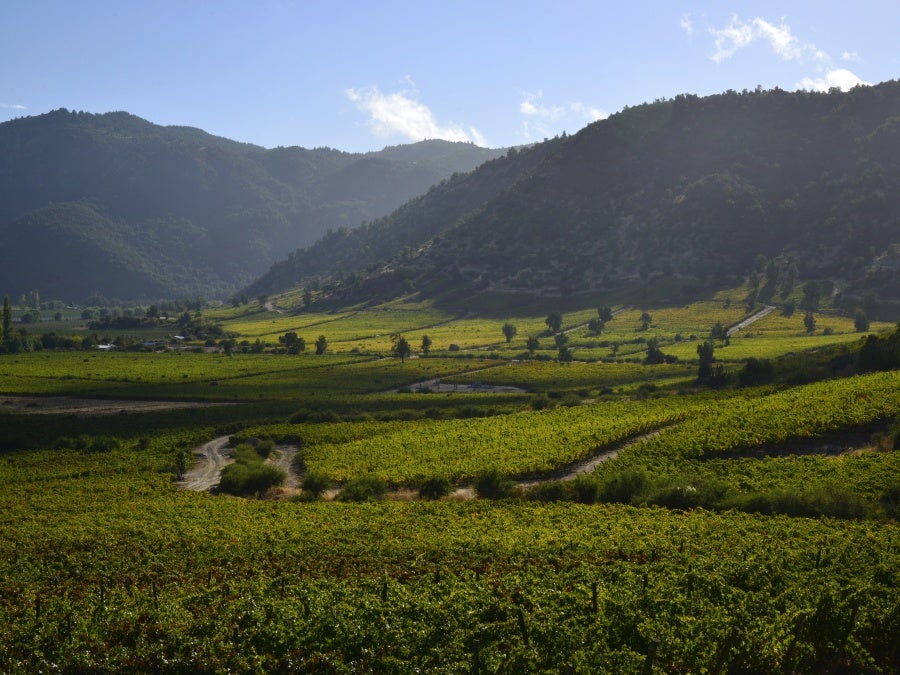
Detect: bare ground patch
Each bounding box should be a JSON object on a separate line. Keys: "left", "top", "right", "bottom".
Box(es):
{"left": 0, "top": 395, "right": 234, "bottom": 417}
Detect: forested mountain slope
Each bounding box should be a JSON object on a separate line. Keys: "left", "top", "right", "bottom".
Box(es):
{"left": 0, "top": 109, "right": 503, "bottom": 300}
{"left": 250, "top": 81, "right": 900, "bottom": 311}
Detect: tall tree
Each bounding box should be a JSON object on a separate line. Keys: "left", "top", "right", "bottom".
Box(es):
{"left": 697, "top": 341, "right": 715, "bottom": 383}
{"left": 315, "top": 335, "right": 328, "bottom": 355}
{"left": 545, "top": 312, "right": 562, "bottom": 333}
{"left": 598, "top": 306, "right": 613, "bottom": 323}
{"left": 526, "top": 335, "right": 540, "bottom": 356}
{"left": 501, "top": 322, "right": 517, "bottom": 343}
{"left": 2, "top": 295, "right": 10, "bottom": 344}
{"left": 421, "top": 334, "right": 432, "bottom": 356}
{"left": 391, "top": 334, "right": 412, "bottom": 363}
{"left": 803, "top": 312, "right": 817, "bottom": 334}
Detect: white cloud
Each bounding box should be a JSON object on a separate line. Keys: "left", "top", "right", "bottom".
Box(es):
{"left": 569, "top": 102, "right": 608, "bottom": 122}
{"left": 0, "top": 103, "right": 27, "bottom": 110}
{"left": 798, "top": 68, "right": 870, "bottom": 92}
{"left": 709, "top": 16, "right": 825, "bottom": 65}
{"left": 517, "top": 92, "right": 607, "bottom": 141}
{"left": 680, "top": 14, "right": 694, "bottom": 37}
{"left": 840, "top": 51, "right": 861, "bottom": 63}
{"left": 346, "top": 84, "right": 485, "bottom": 146}
{"left": 520, "top": 91, "right": 564, "bottom": 120}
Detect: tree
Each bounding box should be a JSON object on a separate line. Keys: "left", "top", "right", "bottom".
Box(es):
{"left": 554, "top": 333, "right": 569, "bottom": 348}
{"left": 391, "top": 334, "right": 412, "bottom": 363}
{"left": 302, "top": 289, "right": 312, "bottom": 309}
{"left": 526, "top": 335, "right": 540, "bottom": 356}
{"left": 557, "top": 345, "right": 574, "bottom": 363}
{"left": 710, "top": 322, "right": 728, "bottom": 342}
{"left": 315, "top": 335, "right": 328, "bottom": 355}
{"left": 421, "top": 334, "right": 432, "bottom": 356}
{"left": 782, "top": 299, "right": 796, "bottom": 317}
{"left": 501, "top": 322, "right": 517, "bottom": 343}
{"left": 598, "top": 306, "right": 613, "bottom": 323}
{"left": 643, "top": 338, "right": 666, "bottom": 365}
{"left": 545, "top": 312, "right": 562, "bottom": 333}
{"left": 588, "top": 318, "right": 604, "bottom": 334}
{"left": 697, "top": 341, "right": 715, "bottom": 383}
{"left": 2, "top": 295, "right": 10, "bottom": 344}
{"left": 854, "top": 309, "right": 870, "bottom": 333}
{"left": 804, "top": 312, "right": 816, "bottom": 334}
{"left": 279, "top": 331, "right": 306, "bottom": 354}
{"left": 639, "top": 311, "right": 652, "bottom": 331}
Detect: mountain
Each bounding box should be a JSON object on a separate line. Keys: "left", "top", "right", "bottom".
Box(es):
{"left": 248, "top": 81, "right": 900, "bottom": 312}
{"left": 0, "top": 109, "right": 505, "bottom": 301}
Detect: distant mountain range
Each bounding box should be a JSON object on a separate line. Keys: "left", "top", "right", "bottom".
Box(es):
{"left": 248, "top": 80, "right": 900, "bottom": 312}
{"left": 0, "top": 109, "right": 505, "bottom": 301}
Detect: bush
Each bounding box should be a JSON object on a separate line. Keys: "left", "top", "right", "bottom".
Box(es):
{"left": 526, "top": 480, "right": 574, "bottom": 502}
{"left": 219, "top": 463, "right": 285, "bottom": 497}
{"left": 419, "top": 476, "right": 453, "bottom": 500}
{"left": 301, "top": 471, "right": 331, "bottom": 498}
{"left": 217, "top": 443, "right": 286, "bottom": 497}
{"left": 598, "top": 470, "right": 647, "bottom": 504}
{"left": 474, "top": 469, "right": 520, "bottom": 500}
{"left": 337, "top": 474, "right": 388, "bottom": 502}
{"left": 530, "top": 394, "right": 553, "bottom": 410}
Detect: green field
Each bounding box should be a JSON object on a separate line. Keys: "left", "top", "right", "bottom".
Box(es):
{"left": 1, "top": 291, "right": 898, "bottom": 672}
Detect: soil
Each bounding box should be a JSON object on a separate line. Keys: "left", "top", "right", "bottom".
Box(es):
{"left": 0, "top": 395, "right": 234, "bottom": 417}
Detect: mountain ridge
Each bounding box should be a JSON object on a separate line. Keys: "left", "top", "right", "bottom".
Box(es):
{"left": 0, "top": 109, "right": 506, "bottom": 301}
{"left": 248, "top": 81, "right": 900, "bottom": 313}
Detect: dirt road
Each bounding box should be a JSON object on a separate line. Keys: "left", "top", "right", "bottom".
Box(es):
{"left": 0, "top": 395, "right": 233, "bottom": 417}
{"left": 177, "top": 436, "right": 233, "bottom": 491}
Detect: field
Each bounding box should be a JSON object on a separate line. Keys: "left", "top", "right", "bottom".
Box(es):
{"left": 0, "top": 290, "right": 898, "bottom": 672}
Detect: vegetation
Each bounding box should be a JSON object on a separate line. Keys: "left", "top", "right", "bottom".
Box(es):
{"left": 2, "top": 83, "right": 900, "bottom": 671}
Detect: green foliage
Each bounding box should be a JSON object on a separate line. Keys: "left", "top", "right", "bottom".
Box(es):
{"left": 418, "top": 476, "right": 453, "bottom": 500}
{"left": 804, "top": 312, "right": 817, "bottom": 333}
{"left": 474, "top": 469, "right": 520, "bottom": 499}
{"left": 390, "top": 333, "right": 412, "bottom": 362}
{"left": 300, "top": 471, "right": 331, "bottom": 498}
{"left": 501, "top": 322, "right": 517, "bottom": 343}
{"left": 218, "top": 443, "right": 285, "bottom": 497}
{"left": 545, "top": 312, "right": 562, "bottom": 333}
{"left": 337, "top": 474, "right": 388, "bottom": 502}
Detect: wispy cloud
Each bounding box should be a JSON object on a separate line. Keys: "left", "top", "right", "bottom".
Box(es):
{"left": 798, "top": 68, "right": 870, "bottom": 92}
{"left": 346, "top": 83, "right": 485, "bottom": 146}
{"left": 518, "top": 91, "right": 607, "bottom": 140}
{"left": 520, "top": 91, "right": 564, "bottom": 120}
{"left": 680, "top": 14, "right": 694, "bottom": 37}
{"left": 0, "top": 103, "right": 27, "bottom": 110}
{"left": 709, "top": 16, "right": 824, "bottom": 64}
{"left": 706, "top": 15, "right": 869, "bottom": 93}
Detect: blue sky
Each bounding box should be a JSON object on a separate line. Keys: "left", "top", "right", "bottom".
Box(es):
{"left": 2, "top": 1, "right": 898, "bottom": 152}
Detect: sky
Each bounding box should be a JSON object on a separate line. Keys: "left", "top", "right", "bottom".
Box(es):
{"left": 2, "top": 1, "right": 899, "bottom": 152}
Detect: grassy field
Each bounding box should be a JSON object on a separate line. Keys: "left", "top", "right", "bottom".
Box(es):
{"left": 0, "top": 289, "right": 897, "bottom": 672}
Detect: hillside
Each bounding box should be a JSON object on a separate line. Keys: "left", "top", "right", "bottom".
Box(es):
{"left": 0, "top": 109, "right": 504, "bottom": 301}
{"left": 249, "top": 81, "right": 900, "bottom": 313}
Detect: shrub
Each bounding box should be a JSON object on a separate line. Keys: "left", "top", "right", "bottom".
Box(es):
{"left": 526, "top": 480, "right": 574, "bottom": 502}
{"left": 337, "top": 474, "right": 388, "bottom": 502}
{"left": 301, "top": 471, "right": 331, "bottom": 498}
{"left": 530, "top": 394, "right": 553, "bottom": 410}
{"left": 219, "top": 463, "right": 285, "bottom": 497}
{"left": 419, "top": 476, "right": 453, "bottom": 500}
{"left": 474, "top": 469, "right": 520, "bottom": 500}
{"left": 598, "top": 470, "right": 647, "bottom": 504}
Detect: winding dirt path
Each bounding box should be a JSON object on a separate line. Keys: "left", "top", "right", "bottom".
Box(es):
{"left": 177, "top": 436, "right": 233, "bottom": 491}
